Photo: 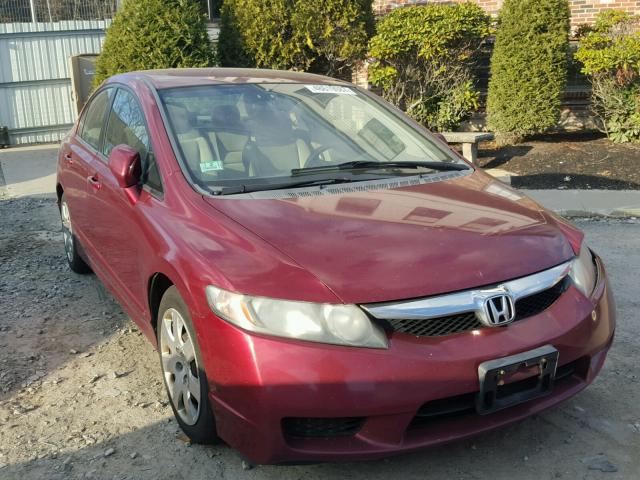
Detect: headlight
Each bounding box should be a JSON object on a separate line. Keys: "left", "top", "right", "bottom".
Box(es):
{"left": 205, "top": 286, "right": 388, "bottom": 349}
{"left": 569, "top": 243, "right": 597, "bottom": 297}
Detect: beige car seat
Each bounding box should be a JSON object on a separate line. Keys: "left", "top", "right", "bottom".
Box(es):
{"left": 242, "top": 108, "right": 311, "bottom": 177}
{"left": 208, "top": 104, "right": 249, "bottom": 175}
{"left": 167, "top": 104, "right": 221, "bottom": 178}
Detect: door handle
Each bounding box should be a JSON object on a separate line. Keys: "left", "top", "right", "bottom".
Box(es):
{"left": 64, "top": 153, "right": 73, "bottom": 165}
{"left": 87, "top": 175, "right": 101, "bottom": 191}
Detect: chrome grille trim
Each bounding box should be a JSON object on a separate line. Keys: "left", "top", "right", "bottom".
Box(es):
{"left": 361, "top": 260, "right": 573, "bottom": 322}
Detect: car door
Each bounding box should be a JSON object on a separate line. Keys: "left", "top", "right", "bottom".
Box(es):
{"left": 66, "top": 87, "right": 115, "bottom": 258}
{"left": 80, "top": 86, "right": 159, "bottom": 319}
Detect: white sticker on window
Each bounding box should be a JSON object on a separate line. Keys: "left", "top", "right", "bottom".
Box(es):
{"left": 305, "top": 85, "right": 356, "bottom": 95}
{"left": 200, "top": 161, "right": 224, "bottom": 173}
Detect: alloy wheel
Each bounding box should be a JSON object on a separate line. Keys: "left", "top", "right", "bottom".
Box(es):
{"left": 160, "top": 308, "right": 201, "bottom": 425}
{"left": 60, "top": 201, "right": 74, "bottom": 262}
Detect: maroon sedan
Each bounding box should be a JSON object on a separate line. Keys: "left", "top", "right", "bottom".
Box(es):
{"left": 56, "top": 68, "right": 614, "bottom": 465}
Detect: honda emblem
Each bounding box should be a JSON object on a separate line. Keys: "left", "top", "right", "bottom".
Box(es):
{"left": 482, "top": 294, "right": 516, "bottom": 326}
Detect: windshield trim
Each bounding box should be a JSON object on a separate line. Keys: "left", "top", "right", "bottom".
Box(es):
{"left": 153, "top": 82, "right": 474, "bottom": 198}
{"left": 213, "top": 170, "right": 473, "bottom": 199}
{"left": 208, "top": 170, "right": 428, "bottom": 195}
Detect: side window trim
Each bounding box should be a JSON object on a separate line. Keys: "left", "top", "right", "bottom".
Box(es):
{"left": 143, "top": 150, "right": 165, "bottom": 200}
{"left": 142, "top": 179, "right": 164, "bottom": 199}
{"left": 101, "top": 86, "right": 120, "bottom": 159}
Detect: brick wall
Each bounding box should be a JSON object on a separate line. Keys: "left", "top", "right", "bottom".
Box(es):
{"left": 373, "top": 0, "right": 640, "bottom": 27}
{"left": 570, "top": 0, "right": 640, "bottom": 26}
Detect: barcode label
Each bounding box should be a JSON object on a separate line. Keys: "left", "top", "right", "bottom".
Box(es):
{"left": 305, "top": 85, "right": 356, "bottom": 95}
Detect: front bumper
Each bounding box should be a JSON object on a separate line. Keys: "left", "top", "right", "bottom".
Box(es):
{"left": 195, "top": 261, "right": 615, "bottom": 464}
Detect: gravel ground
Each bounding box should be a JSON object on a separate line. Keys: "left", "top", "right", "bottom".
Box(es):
{"left": 0, "top": 195, "right": 638, "bottom": 480}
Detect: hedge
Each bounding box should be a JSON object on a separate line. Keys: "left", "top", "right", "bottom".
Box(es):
{"left": 367, "top": 3, "right": 491, "bottom": 131}
{"left": 94, "top": 0, "right": 217, "bottom": 87}
{"left": 218, "top": 0, "right": 373, "bottom": 79}
{"left": 486, "top": 0, "right": 570, "bottom": 145}
{"left": 575, "top": 10, "right": 640, "bottom": 143}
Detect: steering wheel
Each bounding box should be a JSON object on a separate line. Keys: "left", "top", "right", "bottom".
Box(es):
{"left": 302, "top": 146, "right": 332, "bottom": 169}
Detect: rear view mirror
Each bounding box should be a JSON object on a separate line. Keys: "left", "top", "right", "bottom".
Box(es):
{"left": 358, "top": 118, "right": 406, "bottom": 159}
{"left": 108, "top": 144, "right": 141, "bottom": 188}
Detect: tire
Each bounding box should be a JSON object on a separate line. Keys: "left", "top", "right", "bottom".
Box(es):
{"left": 59, "top": 194, "right": 91, "bottom": 274}
{"left": 157, "top": 286, "right": 219, "bottom": 444}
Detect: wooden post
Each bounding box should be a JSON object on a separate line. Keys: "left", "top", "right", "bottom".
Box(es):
{"left": 462, "top": 142, "right": 479, "bottom": 166}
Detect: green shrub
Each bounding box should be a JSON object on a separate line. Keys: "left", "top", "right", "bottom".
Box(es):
{"left": 218, "top": 0, "right": 373, "bottom": 78}
{"left": 218, "top": 0, "right": 255, "bottom": 68}
{"left": 94, "top": 0, "right": 217, "bottom": 87}
{"left": 486, "top": 0, "right": 570, "bottom": 145}
{"left": 367, "top": 3, "right": 491, "bottom": 132}
{"left": 290, "top": 0, "right": 374, "bottom": 79}
{"left": 575, "top": 11, "right": 640, "bottom": 143}
{"left": 220, "top": 0, "right": 293, "bottom": 70}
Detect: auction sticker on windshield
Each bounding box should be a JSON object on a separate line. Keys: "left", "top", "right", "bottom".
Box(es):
{"left": 305, "top": 85, "right": 356, "bottom": 95}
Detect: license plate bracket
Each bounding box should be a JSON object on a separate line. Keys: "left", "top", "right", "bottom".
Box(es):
{"left": 476, "top": 345, "right": 559, "bottom": 415}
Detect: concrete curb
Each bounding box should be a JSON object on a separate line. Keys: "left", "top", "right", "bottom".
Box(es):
{"left": 524, "top": 189, "right": 640, "bottom": 218}
{"left": 484, "top": 171, "right": 640, "bottom": 218}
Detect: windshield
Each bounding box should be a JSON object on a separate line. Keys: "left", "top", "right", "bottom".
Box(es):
{"left": 159, "top": 83, "right": 468, "bottom": 194}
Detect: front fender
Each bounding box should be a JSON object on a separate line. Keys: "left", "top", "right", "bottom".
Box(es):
{"left": 139, "top": 189, "right": 340, "bottom": 348}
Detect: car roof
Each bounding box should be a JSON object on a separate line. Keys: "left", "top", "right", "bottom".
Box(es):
{"left": 107, "top": 68, "right": 350, "bottom": 90}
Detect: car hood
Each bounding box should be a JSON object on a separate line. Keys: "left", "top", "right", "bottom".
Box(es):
{"left": 203, "top": 173, "right": 576, "bottom": 304}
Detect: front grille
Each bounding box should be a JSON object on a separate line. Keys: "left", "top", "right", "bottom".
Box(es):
{"left": 387, "top": 313, "right": 482, "bottom": 337}
{"left": 514, "top": 279, "right": 567, "bottom": 321}
{"left": 383, "top": 279, "right": 568, "bottom": 338}
{"left": 282, "top": 417, "right": 365, "bottom": 438}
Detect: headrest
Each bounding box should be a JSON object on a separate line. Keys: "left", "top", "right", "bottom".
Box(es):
{"left": 166, "top": 104, "right": 192, "bottom": 135}
{"left": 250, "top": 108, "right": 295, "bottom": 146}
{"left": 212, "top": 104, "right": 242, "bottom": 127}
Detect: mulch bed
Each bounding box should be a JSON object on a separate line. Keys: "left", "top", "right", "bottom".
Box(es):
{"left": 476, "top": 133, "right": 640, "bottom": 190}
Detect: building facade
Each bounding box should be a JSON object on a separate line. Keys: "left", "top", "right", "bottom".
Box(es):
{"left": 373, "top": 0, "right": 640, "bottom": 27}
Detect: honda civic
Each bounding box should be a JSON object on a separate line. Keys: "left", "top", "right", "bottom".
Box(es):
{"left": 56, "top": 68, "right": 615, "bottom": 465}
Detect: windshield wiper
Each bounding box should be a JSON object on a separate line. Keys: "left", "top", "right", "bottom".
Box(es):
{"left": 291, "top": 160, "right": 468, "bottom": 176}
{"left": 208, "top": 160, "right": 468, "bottom": 195}
{"left": 210, "top": 177, "right": 360, "bottom": 195}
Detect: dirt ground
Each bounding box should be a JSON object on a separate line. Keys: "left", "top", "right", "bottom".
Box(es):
{"left": 478, "top": 134, "right": 640, "bottom": 190}
{"left": 0, "top": 198, "right": 639, "bottom": 479}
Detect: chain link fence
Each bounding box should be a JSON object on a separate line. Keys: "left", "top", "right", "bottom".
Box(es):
{"left": 0, "top": 0, "right": 117, "bottom": 23}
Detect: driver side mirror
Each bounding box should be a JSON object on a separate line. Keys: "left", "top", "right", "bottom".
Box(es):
{"left": 108, "top": 144, "right": 142, "bottom": 189}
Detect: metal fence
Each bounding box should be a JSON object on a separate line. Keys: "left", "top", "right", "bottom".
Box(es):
{"left": 0, "top": 1, "right": 114, "bottom": 145}
{"left": 0, "top": 0, "right": 226, "bottom": 145}
{"left": 0, "top": 0, "right": 116, "bottom": 23}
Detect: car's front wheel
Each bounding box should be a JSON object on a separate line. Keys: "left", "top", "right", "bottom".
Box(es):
{"left": 157, "top": 286, "right": 219, "bottom": 443}
{"left": 59, "top": 194, "right": 91, "bottom": 274}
